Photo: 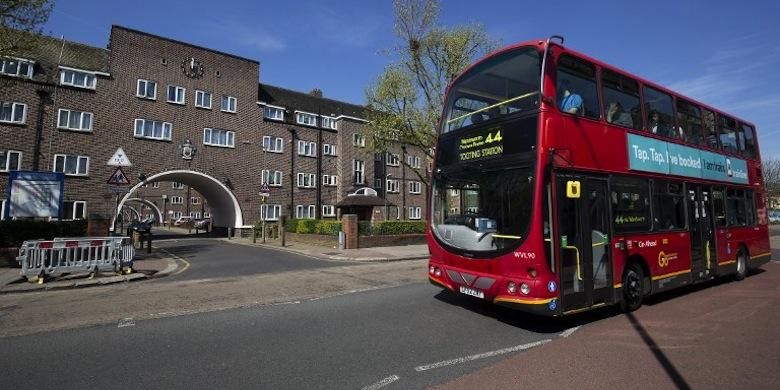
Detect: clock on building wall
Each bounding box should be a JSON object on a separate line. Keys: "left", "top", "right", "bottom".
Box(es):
{"left": 181, "top": 57, "right": 204, "bottom": 79}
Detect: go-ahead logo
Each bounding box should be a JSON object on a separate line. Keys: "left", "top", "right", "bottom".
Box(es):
{"left": 658, "top": 251, "right": 678, "bottom": 267}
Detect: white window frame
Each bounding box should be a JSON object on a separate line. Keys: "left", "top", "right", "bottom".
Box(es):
{"left": 409, "top": 207, "right": 422, "bottom": 220}
{"left": 295, "top": 111, "right": 317, "bottom": 126}
{"left": 1, "top": 150, "right": 22, "bottom": 172}
{"left": 172, "top": 182, "right": 184, "bottom": 189}
{"left": 322, "top": 174, "right": 338, "bottom": 187}
{"left": 0, "top": 102, "right": 27, "bottom": 124}
{"left": 295, "top": 205, "right": 316, "bottom": 219}
{"left": 195, "top": 90, "right": 212, "bottom": 109}
{"left": 170, "top": 196, "right": 183, "bottom": 204}
{"left": 407, "top": 155, "right": 421, "bottom": 169}
{"left": 374, "top": 178, "right": 383, "bottom": 189}
{"left": 59, "top": 67, "right": 97, "bottom": 89}
{"left": 386, "top": 153, "right": 400, "bottom": 167}
{"left": 0, "top": 199, "right": 6, "bottom": 220}
{"left": 352, "top": 133, "right": 365, "bottom": 147}
{"left": 136, "top": 79, "right": 157, "bottom": 100}
{"left": 221, "top": 95, "right": 237, "bottom": 113}
{"left": 353, "top": 159, "right": 365, "bottom": 184}
{"left": 262, "top": 136, "right": 284, "bottom": 153}
{"left": 261, "top": 204, "right": 282, "bottom": 221}
{"left": 191, "top": 197, "right": 200, "bottom": 205}
{"left": 263, "top": 105, "right": 285, "bottom": 121}
{"left": 52, "top": 154, "right": 89, "bottom": 176}
{"left": 321, "top": 116, "right": 337, "bottom": 130}
{"left": 57, "top": 109, "right": 93, "bottom": 132}
{"left": 203, "top": 128, "right": 236, "bottom": 148}
{"left": 0, "top": 57, "right": 34, "bottom": 78}
{"left": 203, "top": 211, "right": 211, "bottom": 218}
{"left": 386, "top": 179, "right": 400, "bottom": 193}
{"left": 297, "top": 140, "right": 317, "bottom": 157}
{"left": 167, "top": 85, "right": 186, "bottom": 105}
{"left": 134, "top": 118, "right": 172, "bottom": 141}
{"left": 322, "top": 205, "right": 336, "bottom": 217}
{"left": 323, "top": 143, "right": 337, "bottom": 156}
{"left": 409, "top": 181, "right": 422, "bottom": 194}
{"left": 261, "top": 170, "right": 283, "bottom": 186}
{"left": 172, "top": 211, "right": 182, "bottom": 219}
{"left": 190, "top": 211, "right": 201, "bottom": 219}
{"left": 62, "top": 200, "right": 87, "bottom": 220}
{"left": 296, "top": 172, "right": 317, "bottom": 188}
{"left": 152, "top": 182, "right": 160, "bottom": 188}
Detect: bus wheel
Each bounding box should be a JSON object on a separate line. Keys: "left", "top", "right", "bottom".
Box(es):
{"left": 620, "top": 263, "right": 644, "bottom": 312}
{"left": 735, "top": 249, "right": 748, "bottom": 281}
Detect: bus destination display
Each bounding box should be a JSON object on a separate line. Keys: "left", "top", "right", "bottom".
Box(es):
{"left": 458, "top": 127, "right": 504, "bottom": 162}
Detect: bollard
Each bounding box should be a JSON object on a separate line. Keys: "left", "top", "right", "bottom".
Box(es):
{"left": 146, "top": 232, "right": 152, "bottom": 254}
{"left": 253, "top": 226, "right": 257, "bottom": 244}
{"left": 132, "top": 231, "right": 141, "bottom": 248}
{"left": 279, "top": 216, "right": 286, "bottom": 247}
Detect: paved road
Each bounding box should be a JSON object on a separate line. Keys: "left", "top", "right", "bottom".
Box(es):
{"left": 0, "top": 283, "right": 575, "bottom": 390}
{"left": 153, "top": 238, "right": 342, "bottom": 281}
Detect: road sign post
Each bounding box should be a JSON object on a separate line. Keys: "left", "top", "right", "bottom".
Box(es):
{"left": 259, "top": 183, "right": 270, "bottom": 244}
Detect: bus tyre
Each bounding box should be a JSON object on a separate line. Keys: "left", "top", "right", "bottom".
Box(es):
{"left": 620, "top": 263, "right": 644, "bottom": 312}
{"left": 735, "top": 249, "right": 748, "bottom": 281}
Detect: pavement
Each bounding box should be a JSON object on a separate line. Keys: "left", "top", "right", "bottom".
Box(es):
{"left": 227, "top": 237, "right": 429, "bottom": 262}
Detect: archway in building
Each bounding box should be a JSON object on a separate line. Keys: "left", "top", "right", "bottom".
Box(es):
{"left": 124, "top": 198, "right": 164, "bottom": 223}
{"left": 112, "top": 170, "right": 244, "bottom": 231}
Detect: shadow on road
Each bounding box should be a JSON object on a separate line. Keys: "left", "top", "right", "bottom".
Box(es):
{"left": 626, "top": 311, "right": 691, "bottom": 390}
{"left": 152, "top": 244, "right": 216, "bottom": 258}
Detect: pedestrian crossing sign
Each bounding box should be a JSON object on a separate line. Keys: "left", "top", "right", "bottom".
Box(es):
{"left": 107, "top": 167, "right": 131, "bottom": 185}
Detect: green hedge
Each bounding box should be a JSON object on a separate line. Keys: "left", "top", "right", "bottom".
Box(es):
{"left": 365, "top": 221, "right": 427, "bottom": 236}
{"left": 0, "top": 220, "right": 88, "bottom": 247}
{"left": 283, "top": 219, "right": 342, "bottom": 236}
{"left": 281, "top": 219, "right": 426, "bottom": 236}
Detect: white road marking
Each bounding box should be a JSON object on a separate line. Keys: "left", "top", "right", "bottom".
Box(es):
{"left": 117, "top": 317, "right": 136, "bottom": 328}
{"left": 157, "top": 248, "right": 191, "bottom": 276}
{"left": 559, "top": 326, "right": 581, "bottom": 338}
{"left": 360, "top": 375, "right": 400, "bottom": 390}
{"left": 414, "top": 339, "right": 552, "bottom": 372}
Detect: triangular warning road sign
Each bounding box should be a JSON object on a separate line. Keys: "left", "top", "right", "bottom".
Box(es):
{"left": 107, "top": 167, "right": 131, "bottom": 185}
{"left": 107, "top": 147, "right": 132, "bottom": 167}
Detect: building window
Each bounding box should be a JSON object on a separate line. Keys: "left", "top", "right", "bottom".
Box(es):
{"left": 1, "top": 58, "right": 34, "bottom": 78}
{"left": 136, "top": 79, "right": 157, "bottom": 99}
{"left": 387, "top": 179, "right": 400, "bottom": 193}
{"left": 167, "top": 85, "right": 186, "bottom": 105}
{"left": 57, "top": 109, "right": 93, "bottom": 132}
{"left": 262, "top": 170, "right": 283, "bottom": 186}
{"left": 262, "top": 136, "right": 284, "bottom": 153}
{"left": 190, "top": 211, "right": 201, "bottom": 219}
{"left": 409, "top": 207, "right": 422, "bottom": 220}
{"left": 203, "top": 128, "right": 235, "bottom": 148}
{"left": 296, "top": 205, "right": 316, "bottom": 219}
{"left": 134, "top": 119, "right": 172, "bottom": 141}
{"left": 322, "top": 143, "right": 337, "bottom": 156}
{"left": 152, "top": 182, "right": 160, "bottom": 188}
{"left": 408, "top": 181, "right": 422, "bottom": 194}
{"left": 221, "top": 95, "right": 237, "bottom": 113}
{"left": 195, "top": 90, "right": 212, "bottom": 109}
{"left": 62, "top": 201, "right": 86, "bottom": 220}
{"left": 322, "top": 205, "right": 336, "bottom": 217}
{"left": 296, "top": 173, "right": 317, "bottom": 188}
{"left": 0, "top": 102, "right": 26, "bottom": 124}
{"left": 60, "top": 68, "right": 96, "bottom": 89}
{"left": 374, "top": 178, "right": 383, "bottom": 189}
{"left": 261, "top": 204, "right": 282, "bottom": 221}
{"left": 191, "top": 197, "right": 200, "bottom": 205}
{"left": 171, "top": 211, "right": 182, "bottom": 219}
{"left": 321, "top": 116, "right": 337, "bottom": 130}
{"left": 295, "top": 111, "right": 317, "bottom": 126}
{"left": 386, "top": 153, "right": 400, "bottom": 166}
{"left": 203, "top": 211, "right": 211, "bottom": 218}
{"left": 172, "top": 182, "right": 184, "bottom": 189}
{"left": 53, "top": 154, "right": 89, "bottom": 176}
{"left": 353, "top": 159, "right": 365, "bottom": 184}
{"left": 297, "top": 140, "right": 317, "bottom": 157}
{"left": 170, "top": 196, "right": 183, "bottom": 204}
{"left": 263, "top": 105, "right": 284, "bottom": 121}
{"left": 406, "top": 155, "right": 421, "bottom": 169}
{"left": 322, "top": 174, "right": 338, "bottom": 187}
{"left": 353, "top": 133, "right": 365, "bottom": 147}
{"left": 1, "top": 150, "right": 22, "bottom": 172}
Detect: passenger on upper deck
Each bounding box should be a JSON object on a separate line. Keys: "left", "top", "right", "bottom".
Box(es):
{"left": 606, "top": 101, "right": 633, "bottom": 127}
{"left": 557, "top": 79, "right": 584, "bottom": 116}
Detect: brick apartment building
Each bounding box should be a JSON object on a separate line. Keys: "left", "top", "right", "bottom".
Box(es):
{"left": 0, "top": 26, "right": 428, "bottom": 231}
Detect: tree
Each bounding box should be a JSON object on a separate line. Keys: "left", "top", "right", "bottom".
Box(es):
{"left": 364, "top": 0, "right": 497, "bottom": 184}
{"left": 762, "top": 158, "right": 780, "bottom": 208}
{"left": 0, "top": 0, "right": 54, "bottom": 59}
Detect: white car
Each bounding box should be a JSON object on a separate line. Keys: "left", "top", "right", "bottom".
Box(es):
{"left": 174, "top": 216, "right": 193, "bottom": 226}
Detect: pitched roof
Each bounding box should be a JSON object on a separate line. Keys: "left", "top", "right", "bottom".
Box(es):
{"left": 258, "top": 84, "right": 367, "bottom": 119}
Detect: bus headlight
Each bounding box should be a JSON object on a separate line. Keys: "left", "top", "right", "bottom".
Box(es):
{"left": 507, "top": 282, "right": 517, "bottom": 294}
{"left": 429, "top": 265, "right": 435, "bottom": 275}
{"left": 519, "top": 283, "right": 530, "bottom": 295}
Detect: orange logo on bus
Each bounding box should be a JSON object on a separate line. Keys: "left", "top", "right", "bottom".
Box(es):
{"left": 658, "top": 251, "right": 678, "bottom": 267}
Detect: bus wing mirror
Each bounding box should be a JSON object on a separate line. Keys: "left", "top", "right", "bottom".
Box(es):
{"left": 566, "top": 180, "right": 581, "bottom": 198}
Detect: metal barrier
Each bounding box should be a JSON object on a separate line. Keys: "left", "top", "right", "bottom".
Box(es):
{"left": 16, "top": 237, "right": 135, "bottom": 282}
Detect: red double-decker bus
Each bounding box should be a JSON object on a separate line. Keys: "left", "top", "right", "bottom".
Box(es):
{"left": 427, "top": 36, "right": 771, "bottom": 315}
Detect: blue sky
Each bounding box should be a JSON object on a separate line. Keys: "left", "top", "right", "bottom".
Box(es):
{"left": 44, "top": 0, "right": 780, "bottom": 157}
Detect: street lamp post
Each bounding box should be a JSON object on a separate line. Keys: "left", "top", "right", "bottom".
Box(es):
{"left": 161, "top": 194, "right": 168, "bottom": 229}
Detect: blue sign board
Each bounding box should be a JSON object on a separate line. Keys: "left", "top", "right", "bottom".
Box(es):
{"left": 627, "top": 134, "right": 748, "bottom": 184}
{"left": 4, "top": 171, "right": 65, "bottom": 219}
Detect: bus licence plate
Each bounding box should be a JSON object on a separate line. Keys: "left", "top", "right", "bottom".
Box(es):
{"left": 459, "top": 286, "right": 484, "bottom": 299}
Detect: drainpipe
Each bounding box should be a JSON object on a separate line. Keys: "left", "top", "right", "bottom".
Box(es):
{"left": 32, "top": 89, "right": 51, "bottom": 171}
{"left": 288, "top": 127, "right": 297, "bottom": 218}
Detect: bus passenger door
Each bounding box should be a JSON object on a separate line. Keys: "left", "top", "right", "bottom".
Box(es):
{"left": 556, "top": 176, "right": 613, "bottom": 312}
{"left": 688, "top": 185, "right": 716, "bottom": 280}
